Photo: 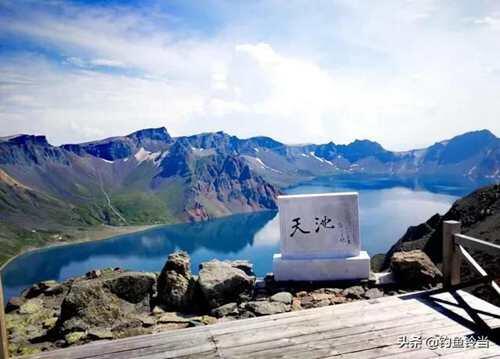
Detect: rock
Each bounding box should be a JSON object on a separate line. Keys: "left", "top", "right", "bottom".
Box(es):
{"left": 104, "top": 272, "right": 156, "bottom": 304}
{"left": 314, "top": 299, "right": 330, "bottom": 307}
{"left": 87, "top": 328, "right": 114, "bottom": 340}
{"left": 19, "top": 299, "right": 43, "bottom": 315}
{"left": 299, "top": 295, "right": 314, "bottom": 309}
{"left": 6, "top": 297, "right": 24, "bottom": 313}
{"left": 264, "top": 273, "right": 275, "bottom": 286}
{"left": 311, "top": 293, "right": 332, "bottom": 302}
{"left": 200, "top": 315, "right": 218, "bottom": 325}
{"left": 330, "top": 296, "right": 347, "bottom": 304}
{"left": 44, "top": 283, "right": 65, "bottom": 296}
{"left": 270, "top": 292, "right": 293, "bottom": 305}
{"left": 152, "top": 306, "right": 165, "bottom": 315}
{"left": 157, "top": 251, "right": 196, "bottom": 311}
{"left": 245, "top": 301, "right": 290, "bottom": 316}
{"left": 139, "top": 316, "right": 156, "bottom": 327}
{"left": 65, "top": 331, "right": 87, "bottom": 345}
{"left": 24, "top": 280, "right": 62, "bottom": 298}
{"left": 296, "top": 291, "right": 308, "bottom": 298}
{"left": 157, "top": 312, "right": 193, "bottom": 324}
{"left": 390, "top": 250, "right": 442, "bottom": 288}
{"left": 42, "top": 317, "right": 58, "bottom": 330}
{"left": 291, "top": 298, "right": 302, "bottom": 311}
{"left": 364, "top": 288, "right": 384, "bottom": 299}
{"left": 86, "top": 270, "right": 102, "bottom": 279}
{"left": 164, "top": 251, "right": 191, "bottom": 275}
{"left": 325, "top": 288, "right": 343, "bottom": 295}
{"left": 211, "top": 303, "right": 239, "bottom": 318}
{"left": 342, "top": 286, "right": 365, "bottom": 299}
{"left": 255, "top": 280, "right": 266, "bottom": 290}
{"left": 60, "top": 280, "right": 124, "bottom": 331}
{"left": 198, "top": 260, "right": 255, "bottom": 309}
{"left": 224, "top": 260, "right": 255, "bottom": 276}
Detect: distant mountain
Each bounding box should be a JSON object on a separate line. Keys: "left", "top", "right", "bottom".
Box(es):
{"left": 0, "top": 127, "right": 499, "bottom": 265}
{"left": 238, "top": 129, "right": 500, "bottom": 184}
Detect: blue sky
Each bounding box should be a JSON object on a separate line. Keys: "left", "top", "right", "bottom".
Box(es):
{"left": 1, "top": 0, "right": 500, "bottom": 150}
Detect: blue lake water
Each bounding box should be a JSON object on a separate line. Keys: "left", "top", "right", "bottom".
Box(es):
{"left": 1, "top": 176, "right": 485, "bottom": 301}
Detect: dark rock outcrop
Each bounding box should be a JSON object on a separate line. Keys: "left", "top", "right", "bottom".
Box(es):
{"left": 103, "top": 272, "right": 156, "bottom": 306}
{"left": 198, "top": 260, "right": 256, "bottom": 309}
{"left": 60, "top": 280, "right": 123, "bottom": 331}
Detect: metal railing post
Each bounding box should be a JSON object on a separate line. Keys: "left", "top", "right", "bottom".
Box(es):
{"left": 443, "top": 220, "right": 462, "bottom": 287}
{"left": 0, "top": 275, "right": 8, "bottom": 359}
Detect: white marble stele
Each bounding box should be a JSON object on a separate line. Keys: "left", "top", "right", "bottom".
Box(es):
{"left": 272, "top": 192, "right": 370, "bottom": 281}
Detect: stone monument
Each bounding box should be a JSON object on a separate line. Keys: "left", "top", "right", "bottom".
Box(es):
{"left": 272, "top": 192, "right": 370, "bottom": 281}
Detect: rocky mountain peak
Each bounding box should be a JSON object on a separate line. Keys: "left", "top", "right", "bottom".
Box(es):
{"left": 127, "top": 127, "right": 172, "bottom": 143}
{"left": 6, "top": 134, "right": 50, "bottom": 147}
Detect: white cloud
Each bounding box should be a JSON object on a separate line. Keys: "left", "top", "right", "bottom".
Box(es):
{"left": 1, "top": 1, "right": 500, "bottom": 150}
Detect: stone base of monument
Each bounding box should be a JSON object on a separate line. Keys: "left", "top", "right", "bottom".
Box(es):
{"left": 272, "top": 251, "right": 370, "bottom": 282}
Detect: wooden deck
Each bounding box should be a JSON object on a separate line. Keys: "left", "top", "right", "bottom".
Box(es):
{"left": 25, "top": 289, "right": 500, "bottom": 359}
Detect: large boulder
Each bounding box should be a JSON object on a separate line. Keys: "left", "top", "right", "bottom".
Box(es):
{"left": 157, "top": 251, "right": 196, "bottom": 311}
{"left": 163, "top": 251, "right": 191, "bottom": 275}
{"left": 245, "top": 301, "right": 290, "bottom": 316}
{"left": 391, "top": 250, "right": 442, "bottom": 288}
{"left": 60, "top": 280, "right": 124, "bottom": 331}
{"left": 198, "top": 260, "right": 255, "bottom": 309}
{"left": 104, "top": 272, "right": 156, "bottom": 306}
{"left": 224, "top": 260, "right": 255, "bottom": 276}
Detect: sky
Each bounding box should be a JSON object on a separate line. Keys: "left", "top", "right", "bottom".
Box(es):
{"left": 1, "top": 0, "right": 500, "bottom": 151}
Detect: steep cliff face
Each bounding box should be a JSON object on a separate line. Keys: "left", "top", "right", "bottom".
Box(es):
{"left": 155, "top": 140, "right": 280, "bottom": 221}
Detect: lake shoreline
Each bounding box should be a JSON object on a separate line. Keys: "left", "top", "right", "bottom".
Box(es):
{"left": 0, "top": 209, "right": 279, "bottom": 274}
{"left": 0, "top": 223, "right": 164, "bottom": 272}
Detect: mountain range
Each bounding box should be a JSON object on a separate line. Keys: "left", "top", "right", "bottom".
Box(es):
{"left": 0, "top": 127, "right": 499, "bottom": 264}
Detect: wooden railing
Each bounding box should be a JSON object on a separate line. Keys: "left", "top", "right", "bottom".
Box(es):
{"left": 442, "top": 220, "right": 500, "bottom": 297}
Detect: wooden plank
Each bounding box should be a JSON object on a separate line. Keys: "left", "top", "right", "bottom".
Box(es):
{"left": 29, "top": 330, "right": 214, "bottom": 359}
{"left": 455, "top": 233, "right": 500, "bottom": 255}
{"left": 222, "top": 311, "right": 500, "bottom": 358}
{"left": 213, "top": 299, "right": 436, "bottom": 337}
{"left": 218, "top": 314, "right": 453, "bottom": 356}
{"left": 443, "top": 220, "right": 462, "bottom": 287}
{"left": 238, "top": 318, "right": 499, "bottom": 359}
{"left": 0, "top": 276, "right": 9, "bottom": 359}
{"left": 215, "top": 306, "right": 440, "bottom": 349}
{"left": 90, "top": 342, "right": 217, "bottom": 359}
